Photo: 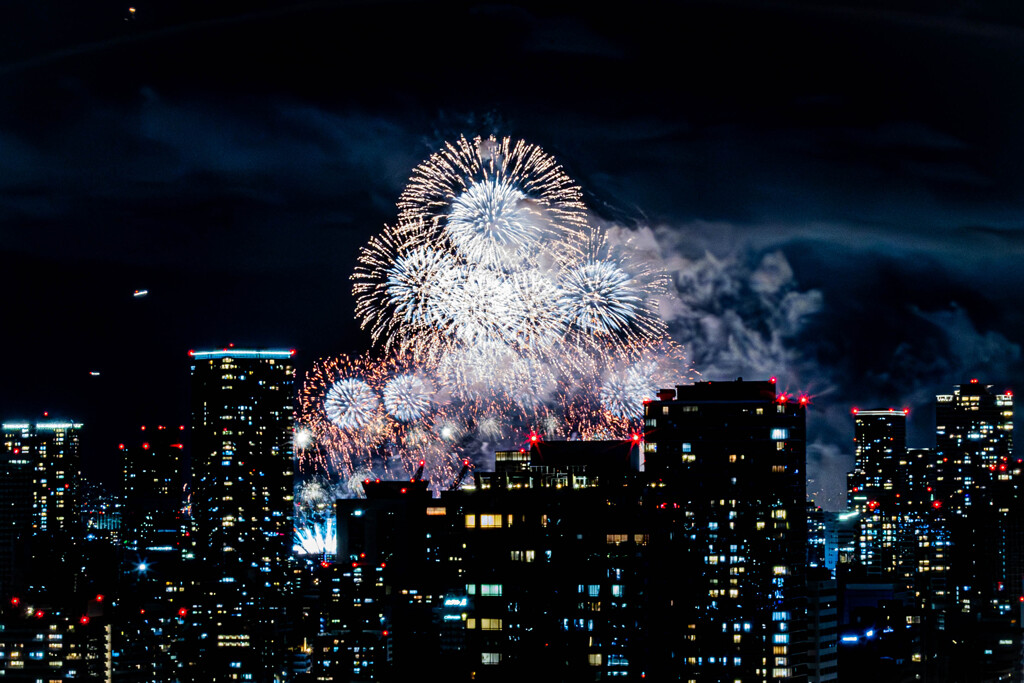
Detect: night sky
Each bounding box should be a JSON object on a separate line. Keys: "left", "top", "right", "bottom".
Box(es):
{"left": 2, "top": 0, "right": 1023, "bottom": 508}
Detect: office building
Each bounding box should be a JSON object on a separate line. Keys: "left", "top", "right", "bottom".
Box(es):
{"left": 121, "top": 424, "right": 184, "bottom": 552}
{"left": 181, "top": 348, "right": 297, "bottom": 682}
{"left": 1, "top": 420, "right": 83, "bottom": 597}
{"left": 642, "top": 379, "right": 808, "bottom": 681}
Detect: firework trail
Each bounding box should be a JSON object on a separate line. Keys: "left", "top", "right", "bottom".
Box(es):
{"left": 303, "top": 135, "right": 692, "bottom": 497}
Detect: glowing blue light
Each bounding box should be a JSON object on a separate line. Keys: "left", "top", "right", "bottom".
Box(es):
{"left": 189, "top": 349, "right": 295, "bottom": 359}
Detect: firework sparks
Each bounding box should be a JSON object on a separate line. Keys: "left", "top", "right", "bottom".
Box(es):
{"left": 307, "top": 135, "right": 693, "bottom": 497}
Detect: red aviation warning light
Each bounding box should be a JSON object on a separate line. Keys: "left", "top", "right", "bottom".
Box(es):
{"left": 769, "top": 376, "right": 777, "bottom": 384}
{"left": 10, "top": 597, "right": 19, "bottom": 607}
{"left": 903, "top": 408, "right": 910, "bottom": 415}
{"left": 867, "top": 500, "right": 879, "bottom": 511}
{"left": 178, "top": 608, "right": 188, "bottom": 617}
{"left": 852, "top": 407, "right": 859, "bottom": 415}
{"left": 529, "top": 432, "right": 539, "bottom": 444}
{"left": 80, "top": 616, "right": 90, "bottom": 625}
{"left": 932, "top": 500, "right": 943, "bottom": 509}
{"left": 631, "top": 433, "right": 641, "bottom": 443}
{"left": 34, "top": 609, "right": 44, "bottom": 619}
{"left": 799, "top": 395, "right": 809, "bottom": 406}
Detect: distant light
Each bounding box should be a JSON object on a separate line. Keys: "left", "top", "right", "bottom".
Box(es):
{"left": 382, "top": 630, "right": 389, "bottom": 637}
{"left": 10, "top": 597, "right": 19, "bottom": 606}
{"left": 852, "top": 407, "right": 859, "bottom": 415}
{"left": 799, "top": 395, "right": 808, "bottom": 405}
{"left": 142, "top": 443, "right": 150, "bottom": 450}
{"left": 89, "top": 371, "right": 100, "bottom": 377}
{"left": 971, "top": 378, "right": 979, "bottom": 384}
{"left": 95, "top": 594, "right": 104, "bottom": 602}
{"left": 932, "top": 500, "right": 942, "bottom": 509}
{"left": 903, "top": 408, "right": 910, "bottom": 415}
{"left": 132, "top": 289, "right": 147, "bottom": 297}
{"left": 80, "top": 616, "right": 90, "bottom": 625}
{"left": 631, "top": 433, "right": 640, "bottom": 442}
{"left": 400, "top": 488, "right": 407, "bottom": 494}
{"left": 34, "top": 609, "right": 44, "bottom": 618}
{"left": 178, "top": 608, "right": 188, "bottom": 617}
{"left": 188, "top": 350, "right": 295, "bottom": 360}
{"left": 320, "top": 561, "right": 330, "bottom": 569}
{"left": 137, "top": 562, "right": 148, "bottom": 572}
{"left": 769, "top": 376, "right": 776, "bottom": 384}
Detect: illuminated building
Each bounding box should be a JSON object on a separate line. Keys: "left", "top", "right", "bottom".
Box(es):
{"left": 1, "top": 421, "right": 82, "bottom": 597}
{"left": 847, "top": 409, "right": 908, "bottom": 576}
{"left": 643, "top": 379, "right": 808, "bottom": 682}
{"left": 0, "top": 597, "right": 108, "bottom": 680}
{"left": 121, "top": 424, "right": 184, "bottom": 552}
{"left": 934, "top": 382, "right": 1022, "bottom": 680}
{"left": 935, "top": 380, "right": 1014, "bottom": 516}
{"left": 180, "top": 348, "right": 296, "bottom": 682}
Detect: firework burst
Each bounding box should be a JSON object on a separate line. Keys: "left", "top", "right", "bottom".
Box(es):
{"left": 306, "top": 135, "right": 693, "bottom": 497}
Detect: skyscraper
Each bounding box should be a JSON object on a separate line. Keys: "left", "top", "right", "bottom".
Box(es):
{"left": 643, "top": 379, "right": 807, "bottom": 681}
{"left": 182, "top": 348, "right": 296, "bottom": 681}
{"left": 1, "top": 420, "right": 83, "bottom": 597}
{"left": 847, "top": 409, "right": 908, "bottom": 576}
{"left": 121, "top": 424, "right": 184, "bottom": 553}
{"left": 935, "top": 380, "right": 1014, "bottom": 516}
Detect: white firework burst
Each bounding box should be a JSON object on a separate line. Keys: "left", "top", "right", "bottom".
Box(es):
{"left": 385, "top": 245, "right": 457, "bottom": 328}
{"left": 294, "top": 517, "right": 337, "bottom": 556}
{"left": 446, "top": 177, "right": 544, "bottom": 269}
{"left": 325, "top": 378, "right": 380, "bottom": 430}
{"left": 382, "top": 374, "right": 435, "bottom": 422}
{"left": 560, "top": 260, "right": 641, "bottom": 335}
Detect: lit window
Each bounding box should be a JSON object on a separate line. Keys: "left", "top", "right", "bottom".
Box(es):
{"left": 482, "top": 653, "right": 502, "bottom": 665}
{"left": 465, "top": 515, "right": 476, "bottom": 529}
{"left": 479, "top": 514, "right": 501, "bottom": 529}
{"left": 481, "top": 584, "right": 502, "bottom": 596}
{"left": 481, "top": 618, "right": 503, "bottom": 631}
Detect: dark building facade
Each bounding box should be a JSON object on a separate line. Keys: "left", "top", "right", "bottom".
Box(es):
{"left": 0, "top": 420, "right": 83, "bottom": 598}
{"left": 180, "top": 348, "right": 297, "bottom": 682}
{"left": 121, "top": 424, "right": 184, "bottom": 553}
{"left": 643, "top": 379, "right": 808, "bottom": 681}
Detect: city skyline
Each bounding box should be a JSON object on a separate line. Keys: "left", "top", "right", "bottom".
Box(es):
{"left": 1, "top": 0, "right": 1023, "bottom": 510}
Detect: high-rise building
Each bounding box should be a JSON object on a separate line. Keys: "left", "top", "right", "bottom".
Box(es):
{"left": 180, "top": 348, "right": 296, "bottom": 682}
{"left": 847, "top": 409, "right": 908, "bottom": 577}
{"left": 1, "top": 421, "right": 83, "bottom": 597}
{"left": 934, "top": 381, "right": 1022, "bottom": 680}
{"left": 643, "top": 379, "right": 808, "bottom": 682}
{"left": 121, "top": 424, "right": 184, "bottom": 552}
{"left": 935, "top": 380, "right": 1014, "bottom": 516}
